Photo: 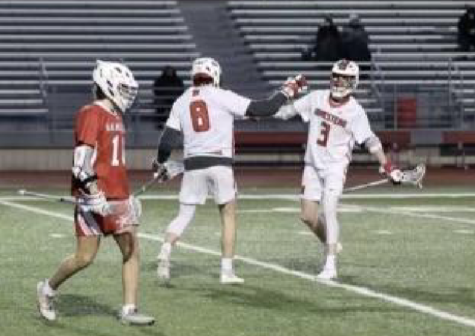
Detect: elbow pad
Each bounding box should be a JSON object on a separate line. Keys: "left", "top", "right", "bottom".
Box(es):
{"left": 72, "top": 145, "right": 97, "bottom": 193}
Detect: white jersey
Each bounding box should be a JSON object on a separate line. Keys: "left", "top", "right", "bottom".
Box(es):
{"left": 165, "top": 86, "right": 251, "bottom": 159}
{"left": 276, "top": 90, "right": 375, "bottom": 169}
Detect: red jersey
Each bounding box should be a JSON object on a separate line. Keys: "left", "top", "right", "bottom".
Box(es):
{"left": 72, "top": 102, "right": 130, "bottom": 199}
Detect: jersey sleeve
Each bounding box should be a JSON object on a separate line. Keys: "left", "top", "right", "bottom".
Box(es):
{"left": 75, "top": 106, "right": 100, "bottom": 147}
{"left": 290, "top": 92, "right": 314, "bottom": 123}
{"left": 165, "top": 101, "right": 182, "bottom": 131}
{"left": 351, "top": 106, "right": 376, "bottom": 145}
{"left": 219, "top": 89, "right": 251, "bottom": 118}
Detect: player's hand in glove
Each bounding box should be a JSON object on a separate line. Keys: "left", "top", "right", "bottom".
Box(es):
{"left": 81, "top": 190, "right": 112, "bottom": 216}
{"left": 129, "top": 195, "right": 142, "bottom": 219}
{"left": 380, "top": 161, "right": 403, "bottom": 185}
{"left": 280, "top": 74, "right": 308, "bottom": 99}
{"left": 152, "top": 159, "right": 170, "bottom": 182}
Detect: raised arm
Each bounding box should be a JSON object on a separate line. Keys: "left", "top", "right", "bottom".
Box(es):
{"left": 245, "top": 75, "right": 307, "bottom": 118}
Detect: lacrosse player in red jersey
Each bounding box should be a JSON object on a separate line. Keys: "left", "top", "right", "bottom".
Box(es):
{"left": 36, "top": 60, "right": 154, "bottom": 325}
{"left": 275, "top": 59, "right": 402, "bottom": 280}
{"left": 153, "top": 57, "right": 307, "bottom": 285}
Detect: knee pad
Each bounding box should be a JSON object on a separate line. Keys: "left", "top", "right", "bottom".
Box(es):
{"left": 166, "top": 204, "right": 196, "bottom": 236}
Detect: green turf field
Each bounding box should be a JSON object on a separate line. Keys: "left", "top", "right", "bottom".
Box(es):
{"left": 1, "top": 187, "right": 475, "bottom": 336}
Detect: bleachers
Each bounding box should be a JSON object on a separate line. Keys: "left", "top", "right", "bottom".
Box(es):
{"left": 228, "top": 0, "right": 475, "bottom": 127}
{"left": 0, "top": 0, "right": 198, "bottom": 128}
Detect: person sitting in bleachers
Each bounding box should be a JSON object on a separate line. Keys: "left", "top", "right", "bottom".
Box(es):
{"left": 302, "top": 15, "right": 343, "bottom": 65}
{"left": 457, "top": 5, "right": 475, "bottom": 52}
{"left": 341, "top": 13, "right": 372, "bottom": 80}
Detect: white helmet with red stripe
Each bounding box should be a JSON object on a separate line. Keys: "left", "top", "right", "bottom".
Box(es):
{"left": 93, "top": 60, "right": 138, "bottom": 113}
{"left": 191, "top": 57, "right": 222, "bottom": 87}
{"left": 330, "top": 59, "right": 359, "bottom": 99}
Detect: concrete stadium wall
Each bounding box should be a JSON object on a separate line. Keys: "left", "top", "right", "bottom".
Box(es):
{"left": 0, "top": 147, "right": 473, "bottom": 171}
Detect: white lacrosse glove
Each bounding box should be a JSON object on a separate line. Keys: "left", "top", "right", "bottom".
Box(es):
{"left": 280, "top": 74, "right": 308, "bottom": 99}
{"left": 128, "top": 195, "right": 142, "bottom": 219}
{"left": 380, "top": 162, "right": 403, "bottom": 185}
{"left": 80, "top": 190, "right": 112, "bottom": 216}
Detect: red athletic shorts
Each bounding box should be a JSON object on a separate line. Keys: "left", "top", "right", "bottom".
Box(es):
{"left": 74, "top": 198, "right": 139, "bottom": 236}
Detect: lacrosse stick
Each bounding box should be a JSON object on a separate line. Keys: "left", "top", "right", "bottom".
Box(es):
{"left": 17, "top": 189, "right": 80, "bottom": 205}
{"left": 17, "top": 161, "right": 185, "bottom": 203}
{"left": 344, "top": 163, "right": 426, "bottom": 193}
{"left": 133, "top": 160, "right": 184, "bottom": 197}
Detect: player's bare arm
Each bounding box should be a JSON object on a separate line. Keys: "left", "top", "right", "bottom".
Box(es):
{"left": 365, "top": 136, "right": 403, "bottom": 184}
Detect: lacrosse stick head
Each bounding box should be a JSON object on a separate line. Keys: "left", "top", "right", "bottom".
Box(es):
{"left": 401, "top": 163, "right": 426, "bottom": 189}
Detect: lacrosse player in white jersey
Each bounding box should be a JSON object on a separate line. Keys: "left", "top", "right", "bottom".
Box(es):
{"left": 275, "top": 59, "right": 402, "bottom": 280}
{"left": 152, "top": 57, "right": 307, "bottom": 284}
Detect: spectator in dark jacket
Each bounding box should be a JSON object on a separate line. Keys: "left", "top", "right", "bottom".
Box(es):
{"left": 153, "top": 66, "right": 184, "bottom": 128}
{"left": 458, "top": 5, "right": 475, "bottom": 52}
{"left": 341, "top": 13, "right": 372, "bottom": 80}
{"left": 315, "top": 15, "right": 343, "bottom": 62}
{"left": 302, "top": 15, "right": 343, "bottom": 66}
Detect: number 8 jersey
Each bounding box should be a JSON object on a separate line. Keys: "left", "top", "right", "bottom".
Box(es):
{"left": 72, "top": 102, "right": 129, "bottom": 199}
{"left": 165, "top": 86, "right": 250, "bottom": 159}
{"left": 277, "top": 89, "right": 376, "bottom": 169}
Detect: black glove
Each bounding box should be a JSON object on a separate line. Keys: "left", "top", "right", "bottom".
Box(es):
{"left": 152, "top": 159, "right": 170, "bottom": 182}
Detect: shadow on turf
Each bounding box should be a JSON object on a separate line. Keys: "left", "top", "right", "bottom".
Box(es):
{"left": 39, "top": 321, "right": 165, "bottom": 336}
{"left": 55, "top": 294, "right": 117, "bottom": 317}
{"left": 341, "top": 278, "right": 475, "bottom": 308}
{"left": 175, "top": 283, "right": 401, "bottom": 314}
{"left": 145, "top": 260, "right": 207, "bottom": 284}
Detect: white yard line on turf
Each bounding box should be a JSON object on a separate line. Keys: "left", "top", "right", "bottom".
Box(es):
{"left": 2, "top": 200, "right": 475, "bottom": 329}
{"left": 2, "top": 192, "right": 475, "bottom": 203}
{"left": 360, "top": 206, "right": 475, "bottom": 226}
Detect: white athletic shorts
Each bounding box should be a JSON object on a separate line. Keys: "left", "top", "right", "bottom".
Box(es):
{"left": 179, "top": 166, "right": 236, "bottom": 205}
{"left": 301, "top": 163, "right": 347, "bottom": 202}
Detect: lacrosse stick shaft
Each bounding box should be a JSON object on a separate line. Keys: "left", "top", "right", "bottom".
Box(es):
{"left": 343, "top": 178, "right": 389, "bottom": 193}
{"left": 17, "top": 189, "right": 78, "bottom": 204}
{"left": 134, "top": 160, "right": 185, "bottom": 197}
{"left": 133, "top": 175, "right": 160, "bottom": 197}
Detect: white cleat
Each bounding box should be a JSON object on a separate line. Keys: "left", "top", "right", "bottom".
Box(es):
{"left": 220, "top": 272, "right": 245, "bottom": 285}
{"left": 157, "top": 258, "right": 170, "bottom": 282}
{"left": 119, "top": 309, "right": 155, "bottom": 326}
{"left": 316, "top": 268, "right": 337, "bottom": 281}
{"left": 36, "top": 280, "right": 56, "bottom": 321}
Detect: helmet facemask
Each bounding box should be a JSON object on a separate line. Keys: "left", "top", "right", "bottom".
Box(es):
{"left": 92, "top": 60, "right": 139, "bottom": 113}
{"left": 330, "top": 59, "right": 359, "bottom": 100}
{"left": 330, "top": 73, "right": 357, "bottom": 99}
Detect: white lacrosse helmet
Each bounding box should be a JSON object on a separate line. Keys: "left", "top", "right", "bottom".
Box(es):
{"left": 92, "top": 60, "right": 138, "bottom": 113}
{"left": 191, "top": 57, "right": 221, "bottom": 87}
{"left": 330, "top": 59, "right": 359, "bottom": 99}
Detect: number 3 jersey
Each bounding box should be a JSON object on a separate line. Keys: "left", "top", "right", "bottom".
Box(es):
{"left": 72, "top": 102, "right": 130, "bottom": 199}
{"left": 165, "top": 86, "right": 250, "bottom": 159}
{"left": 277, "top": 89, "right": 376, "bottom": 169}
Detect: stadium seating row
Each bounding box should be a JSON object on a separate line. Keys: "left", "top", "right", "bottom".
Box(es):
{"left": 227, "top": 0, "right": 475, "bottom": 127}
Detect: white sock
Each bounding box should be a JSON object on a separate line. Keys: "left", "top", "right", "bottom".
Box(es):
{"left": 325, "top": 255, "right": 336, "bottom": 270}
{"left": 43, "top": 279, "right": 56, "bottom": 296}
{"left": 221, "top": 258, "right": 233, "bottom": 273}
{"left": 159, "top": 242, "right": 172, "bottom": 259}
{"left": 122, "top": 304, "right": 137, "bottom": 315}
